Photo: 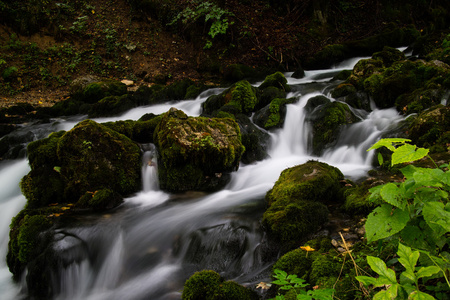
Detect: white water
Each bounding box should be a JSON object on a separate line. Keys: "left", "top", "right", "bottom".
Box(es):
{"left": 0, "top": 56, "right": 406, "bottom": 299}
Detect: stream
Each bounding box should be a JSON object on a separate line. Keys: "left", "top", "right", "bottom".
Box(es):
{"left": 0, "top": 55, "right": 405, "bottom": 299}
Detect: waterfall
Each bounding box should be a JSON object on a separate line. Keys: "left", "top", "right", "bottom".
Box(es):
{"left": 0, "top": 55, "right": 406, "bottom": 300}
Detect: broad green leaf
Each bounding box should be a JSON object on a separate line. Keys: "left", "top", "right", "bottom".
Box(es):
{"left": 439, "top": 171, "right": 450, "bottom": 186}
{"left": 415, "top": 266, "right": 441, "bottom": 279}
{"left": 409, "top": 290, "right": 437, "bottom": 300}
{"left": 356, "top": 275, "right": 378, "bottom": 286}
{"left": 400, "top": 164, "right": 419, "bottom": 179}
{"left": 380, "top": 183, "right": 406, "bottom": 209}
{"left": 423, "top": 202, "right": 450, "bottom": 236}
{"left": 367, "top": 256, "right": 397, "bottom": 284}
{"left": 310, "top": 288, "right": 335, "bottom": 300}
{"left": 391, "top": 144, "right": 429, "bottom": 166}
{"left": 368, "top": 138, "right": 411, "bottom": 152}
{"left": 369, "top": 185, "right": 383, "bottom": 202}
{"left": 397, "top": 243, "right": 419, "bottom": 275}
{"left": 413, "top": 168, "right": 444, "bottom": 188}
{"left": 401, "top": 225, "right": 429, "bottom": 250}
{"left": 365, "top": 204, "right": 410, "bottom": 242}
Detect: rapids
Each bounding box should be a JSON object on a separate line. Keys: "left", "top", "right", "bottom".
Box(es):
{"left": 0, "top": 55, "right": 405, "bottom": 299}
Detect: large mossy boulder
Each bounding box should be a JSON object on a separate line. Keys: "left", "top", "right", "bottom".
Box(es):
{"left": 154, "top": 108, "right": 245, "bottom": 192}
{"left": 182, "top": 270, "right": 258, "bottom": 300}
{"left": 306, "top": 100, "right": 360, "bottom": 156}
{"left": 407, "top": 105, "right": 450, "bottom": 151}
{"left": 262, "top": 161, "right": 344, "bottom": 250}
{"left": 258, "top": 71, "right": 291, "bottom": 92}
{"left": 21, "top": 119, "right": 142, "bottom": 208}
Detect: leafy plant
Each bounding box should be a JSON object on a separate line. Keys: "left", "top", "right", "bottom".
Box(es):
{"left": 362, "top": 138, "right": 450, "bottom": 297}
{"left": 169, "top": 1, "right": 234, "bottom": 49}
{"left": 270, "top": 269, "right": 334, "bottom": 300}
{"left": 356, "top": 243, "right": 441, "bottom": 299}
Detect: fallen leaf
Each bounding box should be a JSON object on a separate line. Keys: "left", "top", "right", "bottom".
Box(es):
{"left": 256, "top": 282, "right": 271, "bottom": 289}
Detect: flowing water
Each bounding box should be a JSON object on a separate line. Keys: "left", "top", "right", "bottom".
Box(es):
{"left": 0, "top": 56, "right": 405, "bottom": 299}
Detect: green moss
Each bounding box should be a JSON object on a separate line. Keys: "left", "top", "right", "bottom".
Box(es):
{"left": 82, "top": 80, "right": 127, "bottom": 104}
{"left": 87, "top": 188, "right": 123, "bottom": 211}
{"left": 342, "top": 182, "right": 378, "bottom": 216}
{"left": 229, "top": 80, "right": 259, "bottom": 114}
{"left": 259, "top": 71, "right": 291, "bottom": 92}
{"left": 154, "top": 108, "right": 245, "bottom": 192}
{"left": 408, "top": 105, "right": 450, "bottom": 149}
{"left": 56, "top": 119, "right": 141, "bottom": 203}
{"left": 309, "top": 255, "right": 340, "bottom": 285}
{"left": 331, "top": 83, "right": 357, "bottom": 99}
{"left": 262, "top": 200, "right": 328, "bottom": 249}
{"left": 263, "top": 97, "right": 296, "bottom": 129}
{"left": 308, "top": 101, "right": 360, "bottom": 155}
{"left": 89, "top": 94, "right": 135, "bottom": 118}
{"left": 26, "top": 131, "right": 65, "bottom": 170}
{"left": 182, "top": 270, "right": 257, "bottom": 300}
{"left": 273, "top": 248, "right": 312, "bottom": 277}
{"left": 266, "top": 161, "right": 344, "bottom": 206}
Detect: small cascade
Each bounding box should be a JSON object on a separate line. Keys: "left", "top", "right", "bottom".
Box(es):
{"left": 142, "top": 145, "right": 159, "bottom": 192}
{"left": 126, "top": 145, "right": 170, "bottom": 208}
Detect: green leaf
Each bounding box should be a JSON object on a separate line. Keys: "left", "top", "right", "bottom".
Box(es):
{"left": 415, "top": 266, "right": 441, "bottom": 279}
{"left": 368, "top": 138, "right": 411, "bottom": 152}
{"left": 397, "top": 243, "right": 420, "bottom": 274}
{"left": 380, "top": 183, "right": 406, "bottom": 209}
{"left": 413, "top": 168, "right": 444, "bottom": 188}
{"left": 409, "top": 290, "right": 437, "bottom": 300}
{"left": 373, "top": 286, "right": 398, "bottom": 300}
{"left": 423, "top": 202, "right": 450, "bottom": 236}
{"left": 365, "top": 204, "right": 410, "bottom": 242}
{"left": 378, "top": 152, "right": 384, "bottom": 166}
{"left": 356, "top": 275, "right": 378, "bottom": 286}
{"left": 391, "top": 144, "right": 429, "bottom": 166}
{"left": 367, "top": 256, "right": 397, "bottom": 284}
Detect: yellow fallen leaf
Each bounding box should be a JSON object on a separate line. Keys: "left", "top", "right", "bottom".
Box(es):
{"left": 256, "top": 282, "right": 271, "bottom": 289}
{"left": 61, "top": 207, "right": 71, "bottom": 210}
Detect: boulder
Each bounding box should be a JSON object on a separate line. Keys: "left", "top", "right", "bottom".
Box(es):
{"left": 258, "top": 71, "right": 291, "bottom": 92}
{"left": 154, "top": 108, "right": 245, "bottom": 192}
{"left": 262, "top": 161, "right": 344, "bottom": 250}
{"left": 306, "top": 101, "right": 360, "bottom": 155}
{"left": 21, "top": 120, "right": 142, "bottom": 207}
{"left": 253, "top": 97, "right": 296, "bottom": 130}
{"left": 182, "top": 270, "right": 258, "bottom": 300}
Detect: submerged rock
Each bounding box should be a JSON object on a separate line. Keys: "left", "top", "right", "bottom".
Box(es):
{"left": 262, "top": 161, "right": 344, "bottom": 250}
{"left": 154, "top": 108, "right": 245, "bottom": 192}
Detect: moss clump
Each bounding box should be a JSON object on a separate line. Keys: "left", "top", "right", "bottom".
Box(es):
{"left": 307, "top": 101, "right": 360, "bottom": 155}
{"left": 259, "top": 72, "right": 291, "bottom": 92}
{"left": 228, "top": 80, "right": 259, "bottom": 114}
{"left": 7, "top": 212, "right": 53, "bottom": 278}
{"left": 57, "top": 119, "right": 141, "bottom": 202}
{"left": 182, "top": 270, "right": 258, "bottom": 300}
{"left": 263, "top": 161, "right": 343, "bottom": 249}
{"left": 273, "top": 248, "right": 312, "bottom": 277}
{"left": 266, "top": 161, "right": 344, "bottom": 206}
{"left": 88, "top": 94, "right": 135, "bottom": 118}
{"left": 342, "top": 181, "right": 378, "bottom": 216}
{"left": 408, "top": 105, "right": 450, "bottom": 150}
{"left": 253, "top": 97, "right": 296, "bottom": 130}
{"left": 81, "top": 80, "right": 128, "bottom": 104}
{"left": 154, "top": 108, "right": 245, "bottom": 192}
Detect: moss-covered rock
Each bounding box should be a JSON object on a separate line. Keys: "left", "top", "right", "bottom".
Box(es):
{"left": 57, "top": 119, "right": 141, "bottom": 203}
{"left": 408, "top": 105, "right": 450, "bottom": 151}
{"left": 262, "top": 161, "right": 344, "bottom": 249}
{"left": 182, "top": 270, "right": 258, "bottom": 300}
{"left": 306, "top": 101, "right": 360, "bottom": 155}
{"left": 259, "top": 72, "right": 291, "bottom": 92}
{"left": 88, "top": 94, "right": 135, "bottom": 118}
{"left": 103, "top": 115, "right": 164, "bottom": 143}
{"left": 7, "top": 211, "right": 54, "bottom": 282}
{"left": 154, "top": 108, "right": 245, "bottom": 192}
{"left": 78, "top": 80, "right": 128, "bottom": 104}
{"left": 201, "top": 80, "right": 259, "bottom": 116}
{"left": 253, "top": 97, "right": 296, "bottom": 130}
{"left": 22, "top": 119, "right": 141, "bottom": 208}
